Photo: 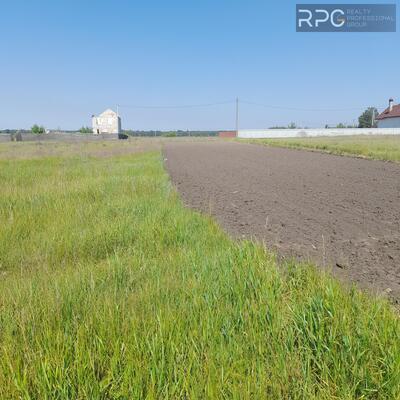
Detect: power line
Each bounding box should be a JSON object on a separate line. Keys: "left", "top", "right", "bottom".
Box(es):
{"left": 240, "top": 100, "right": 382, "bottom": 112}
{"left": 117, "top": 99, "right": 382, "bottom": 112}
{"left": 235, "top": 97, "right": 239, "bottom": 135}
{"left": 117, "top": 100, "right": 235, "bottom": 109}
{"left": 115, "top": 99, "right": 384, "bottom": 131}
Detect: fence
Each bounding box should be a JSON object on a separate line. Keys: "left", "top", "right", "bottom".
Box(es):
{"left": 238, "top": 128, "right": 400, "bottom": 139}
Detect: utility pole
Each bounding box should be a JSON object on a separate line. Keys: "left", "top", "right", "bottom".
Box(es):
{"left": 116, "top": 104, "right": 120, "bottom": 135}
{"left": 371, "top": 108, "right": 375, "bottom": 128}
{"left": 235, "top": 97, "right": 239, "bottom": 136}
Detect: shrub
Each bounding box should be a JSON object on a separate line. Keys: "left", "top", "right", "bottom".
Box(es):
{"left": 79, "top": 126, "right": 92, "bottom": 134}
{"left": 31, "top": 124, "right": 45, "bottom": 134}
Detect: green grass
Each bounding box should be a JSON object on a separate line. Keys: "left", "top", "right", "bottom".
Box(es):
{"left": 0, "top": 141, "right": 399, "bottom": 399}
{"left": 242, "top": 135, "right": 400, "bottom": 162}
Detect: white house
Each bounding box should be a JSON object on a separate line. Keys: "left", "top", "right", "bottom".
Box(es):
{"left": 376, "top": 99, "right": 400, "bottom": 128}
{"left": 92, "top": 109, "right": 121, "bottom": 134}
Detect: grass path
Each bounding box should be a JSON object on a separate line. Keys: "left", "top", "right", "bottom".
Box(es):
{"left": 241, "top": 135, "right": 400, "bottom": 162}
{"left": 0, "top": 142, "right": 399, "bottom": 398}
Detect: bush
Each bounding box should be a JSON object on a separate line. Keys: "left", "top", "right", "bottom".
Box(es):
{"left": 31, "top": 124, "right": 45, "bottom": 134}
{"left": 79, "top": 126, "right": 92, "bottom": 134}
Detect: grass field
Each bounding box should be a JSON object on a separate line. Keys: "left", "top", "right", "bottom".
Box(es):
{"left": 0, "top": 141, "right": 399, "bottom": 399}
{"left": 242, "top": 135, "right": 400, "bottom": 162}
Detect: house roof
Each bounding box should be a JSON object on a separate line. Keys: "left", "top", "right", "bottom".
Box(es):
{"left": 98, "top": 108, "right": 117, "bottom": 117}
{"left": 376, "top": 104, "right": 400, "bottom": 120}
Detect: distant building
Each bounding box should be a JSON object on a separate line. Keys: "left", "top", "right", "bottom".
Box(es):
{"left": 218, "top": 130, "right": 237, "bottom": 138}
{"left": 92, "top": 109, "right": 121, "bottom": 134}
{"left": 376, "top": 99, "right": 400, "bottom": 128}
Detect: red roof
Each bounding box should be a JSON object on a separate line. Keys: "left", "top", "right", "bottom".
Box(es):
{"left": 376, "top": 104, "right": 400, "bottom": 120}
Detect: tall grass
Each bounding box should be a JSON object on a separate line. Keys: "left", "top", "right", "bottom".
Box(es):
{"left": 242, "top": 135, "right": 400, "bottom": 162}
{"left": 0, "top": 142, "right": 399, "bottom": 398}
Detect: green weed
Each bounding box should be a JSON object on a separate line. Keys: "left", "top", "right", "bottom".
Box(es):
{"left": 0, "top": 142, "right": 399, "bottom": 398}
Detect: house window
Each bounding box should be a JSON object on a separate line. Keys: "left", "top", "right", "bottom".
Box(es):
{"left": 108, "top": 118, "right": 113, "bottom": 125}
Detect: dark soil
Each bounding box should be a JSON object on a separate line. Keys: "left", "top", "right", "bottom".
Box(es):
{"left": 164, "top": 140, "right": 400, "bottom": 302}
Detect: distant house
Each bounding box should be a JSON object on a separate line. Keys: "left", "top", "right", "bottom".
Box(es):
{"left": 92, "top": 109, "right": 121, "bottom": 134}
{"left": 376, "top": 99, "right": 400, "bottom": 128}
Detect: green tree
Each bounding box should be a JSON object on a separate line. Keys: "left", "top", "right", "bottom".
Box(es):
{"left": 288, "top": 122, "right": 297, "bottom": 129}
{"left": 31, "top": 124, "right": 45, "bottom": 134}
{"left": 336, "top": 123, "right": 346, "bottom": 128}
{"left": 79, "top": 126, "right": 92, "bottom": 134}
{"left": 358, "top": 107, "right": 378, "bottom": 128}
{"left": 163, "top": 131, "right": 177, "bottom": 137}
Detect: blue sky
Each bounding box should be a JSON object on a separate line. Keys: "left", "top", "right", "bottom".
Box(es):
{"left": 1, "top": 0, "right": 399, "bottom": 130}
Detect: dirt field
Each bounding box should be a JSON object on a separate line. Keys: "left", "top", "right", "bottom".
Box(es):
{"left": 164, "top": 141, "right": 400, "bottom": 301}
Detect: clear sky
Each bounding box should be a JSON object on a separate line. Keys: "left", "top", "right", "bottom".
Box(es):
{"left": 1, "top": 0, "right": 399, "bottom": 130}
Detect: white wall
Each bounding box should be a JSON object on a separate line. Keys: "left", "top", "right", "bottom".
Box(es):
{"left": 92, "top": 114, "right": 121, "bottom": 134}
{"left": 377, "top": 117, "right": 400, "bottom": 129}
{"left": 238, "top": 128, "right": 400, "bottom": 139}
